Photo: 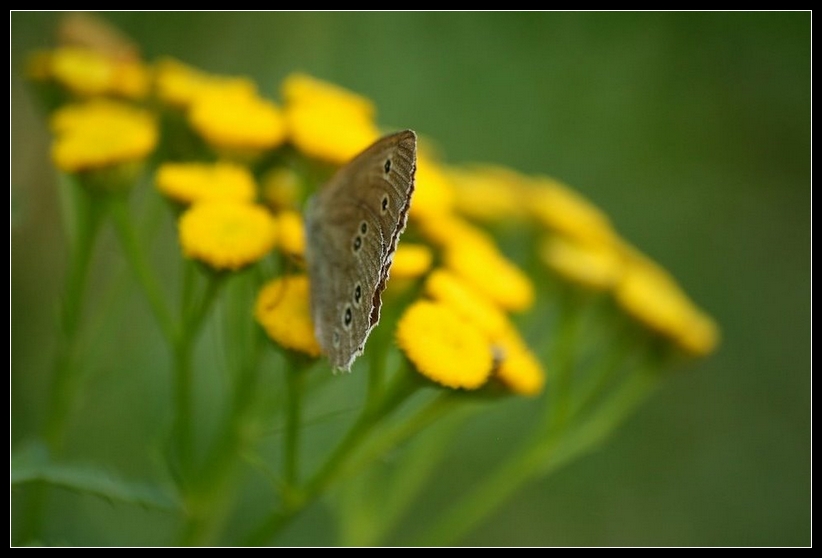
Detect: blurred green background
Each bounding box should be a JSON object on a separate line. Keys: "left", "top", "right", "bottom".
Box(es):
{"left": 11, "top": 11, "right": 810, "bottom": 546}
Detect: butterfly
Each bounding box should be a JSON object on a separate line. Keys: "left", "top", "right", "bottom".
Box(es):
{"left": 304, "top": 130, "right": 417, "bottom": 371}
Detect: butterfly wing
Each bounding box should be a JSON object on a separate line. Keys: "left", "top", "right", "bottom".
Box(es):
{"left": 305, "top": 130, "right": 417, "bottom": 371}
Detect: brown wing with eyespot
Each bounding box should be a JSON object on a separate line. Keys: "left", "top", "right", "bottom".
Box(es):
{"left": 304, "top": 130, "right": 417, "bottom": 371}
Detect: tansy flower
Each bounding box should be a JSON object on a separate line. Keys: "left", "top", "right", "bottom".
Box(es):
{"left": 446, "top": 163, "right": 529, "bottom": 223}
{"left": 48, "top": 46, "right": 150, "bottom": 99}
{"left": 261, "top": 166, "right": 304, "bottom": 212}
{"left": 424, "top": 269, "right": 511, "bottom": 339}
{"left": 255, "top": 274, "right": 322, "bottom": 357}
{"left": 527, "top": 176, "right": 618, "bottom": 247}
{"left": 178, "top": 202, "right": 277, "bottom": 271}
{"left": 615, "top": 258, "right": 719, "bottom": 357}
{"left": 188, "top": 88, "right": 287, "bottom": 156}
{"left": 155, "top": 161, "right": 257, "bottom": 206}
{"left": 390, "top": 244, "right": 434, "bottom": 280}
{"left": 154, "top": 57, "right": 257, "bottom": 110}
{"left": 50, "top": 99, "right": 157, "bottom": 175}
{"left": 409, "top": 151, "right": 456, "bottom": 222}
{"left": 281, "top": 73, "right": 381, "bottom": 164}
{"left": 492, "top": 330, "right": 546, "bottom": 397}
{"left": 541, "top": 235, "right": 624, "bottom": 291}
{"left": 274, "top": 209, "right": 306, "bottom": 258}
{"left": 415, "top": 212, "right": 494, "bottom": 250}
{"left": 396, "top": 300, "right": 493, "bottom": 390}
{"left": 443, "top": 233, "right": 534, "bottom": 312}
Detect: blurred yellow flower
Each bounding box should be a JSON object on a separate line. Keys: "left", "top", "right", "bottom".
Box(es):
{"left": 415, "top": 212, "right": 493, "bottom": 250}
{"left": 446, "top": 164, "right": 529, "bottom": 222}
{"left": 492, "top": 330, "right": 546, "bottom": 397}
{"left": 396, "top": 300, "right": 493, "bottom": 390}
{"left": 255, "top": 274, "right": 322, "bottom": 358}
{"left": 188, "top": 88, "right": 288, "bottom": 155}
{"left": 615, "top": 258, "right": 720, "bottom": 357}
{"left": 527, "top": 177, "right": 617, "bottom": 247}
{"left": 275, "top": 209, "right": 306, "bottom": 258}
{"left": 444, "top": 234, "right": 534, "bottom": 312}
{"left": 409, "top": 152, "right": 456, "bottom": 222}
{"left": 154, "top": 57, "right": 257, "bottom": 109}
{"left": 541, "top": 235, "right": 624, "bottom": 291}
{"left": 155, "top": 161, "right": 257, "bottom": 205}
{"left": 390, "top": 244, "right": 434, "bottom": 279}
{"left": 281, "top": 73, "right": 381, "bottom": 164}
{"left": 424, "top": 269, "right": 510, "bottom": 339}
{"left": 47, "top": 46, "right": 150, "bottom": 99}
{"left": 50, "top": 99, "right": 157, "bottom": 174}
{"left": 178, "top": 202, "right": 277, "bottom": 271}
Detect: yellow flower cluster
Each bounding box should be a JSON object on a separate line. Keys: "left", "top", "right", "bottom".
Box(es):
{"left": 31, "top": 21, "right": 718, "bottom": 385}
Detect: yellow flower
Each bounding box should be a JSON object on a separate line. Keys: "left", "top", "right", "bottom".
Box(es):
{"left": 396, "top": 300, "right": 493, "bottom": 390}
{"left": 275, "top": 209, "right": 306, "bottom": 258}
{"left": 415, "top": 212, "right": 494, "bottom": 249}
{"left": 541, "top": 235, "right": 624, "bottom": 291}
{"left": 155, "top": 161, "right": 257, "bottom": 205}
{"left": 281, "top": 73, "right": 381, "bottom": 164}
{"left": 492, "top": 330, "right": 546, "bottom": 397}
{"left": 154, "top": 57, "right": 257, "bottom": 110}
{"left": 178, "top": 202, "right": 277, "bottom": 271}
{"left": 261, "top": 166, "right": 304, "bottom": 212}
{"left": 424, "top": 269, "right": 510, "bottom": 339}
{"left": 446, "top": 163, "right": 529, "bottom": 222}
{"left": 409, "top": 151, "right": 456, "bottom": 222}
{"left": 255, "top": 274, "right": 322, "bottom": 357}
{"left": 527, "top": 176, "right": 617, "bottom": 246}
{"left": 49, "top": 46, "right": 114, "bottom": 96}
{"left": 615, "top": 258, "right": 720, "bottom": 357}
{"left": 188, "top": 88, "right": 288, "bottom": 156}
{"left": 50, "top": 99, "right": 157, "bottom": 174}
{"left": 390, "top": 244, "right": 434, "bottom": 280}
{"left": 443, "top": 233, "right": 534, "bottom": 312}
{"left": 47, "top": 46, "right": 150, "bottom": 99}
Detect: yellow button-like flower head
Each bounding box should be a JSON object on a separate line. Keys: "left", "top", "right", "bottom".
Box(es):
{"left": 50, "top": 99, "right": 157, "bottom": 175}
{"left": 396, "top": 300, "right": 493, "bottom": 390}
{"left": 188, "top": 88, "right": 287, "bottom": 155}
{"left": 255, "top": 274, "right": 322, "bottom": 358}
{"left": 282, "top": 73, "right": 381, "bottom": 164}
{"left": 615, "top": 258, "right": 720, "bottom": 357}
{"left": 155, "top": 161, "right": 257, "bottom": 206}
{"left": 178, "top": 202, "right": 277, "bottom": 271}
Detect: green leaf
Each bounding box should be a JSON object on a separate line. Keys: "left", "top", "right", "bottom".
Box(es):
{"left": 11, "top": 440, "right": 180, "bottom": 511}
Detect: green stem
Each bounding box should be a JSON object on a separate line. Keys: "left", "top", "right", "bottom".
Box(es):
{"left": 108, "top": 195, "right": 177, "bottom": 344}
{"left": 415, "top": 365, "right": 660, "bottom": 546}
{"left": 244, "top": 368, "right": 422, "bottom": 546}
{"left": 545, "top": 286, "right": 585, "bottom": 431}
{"left": 283, "top": 357, "right": 306, "bottom": 486}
